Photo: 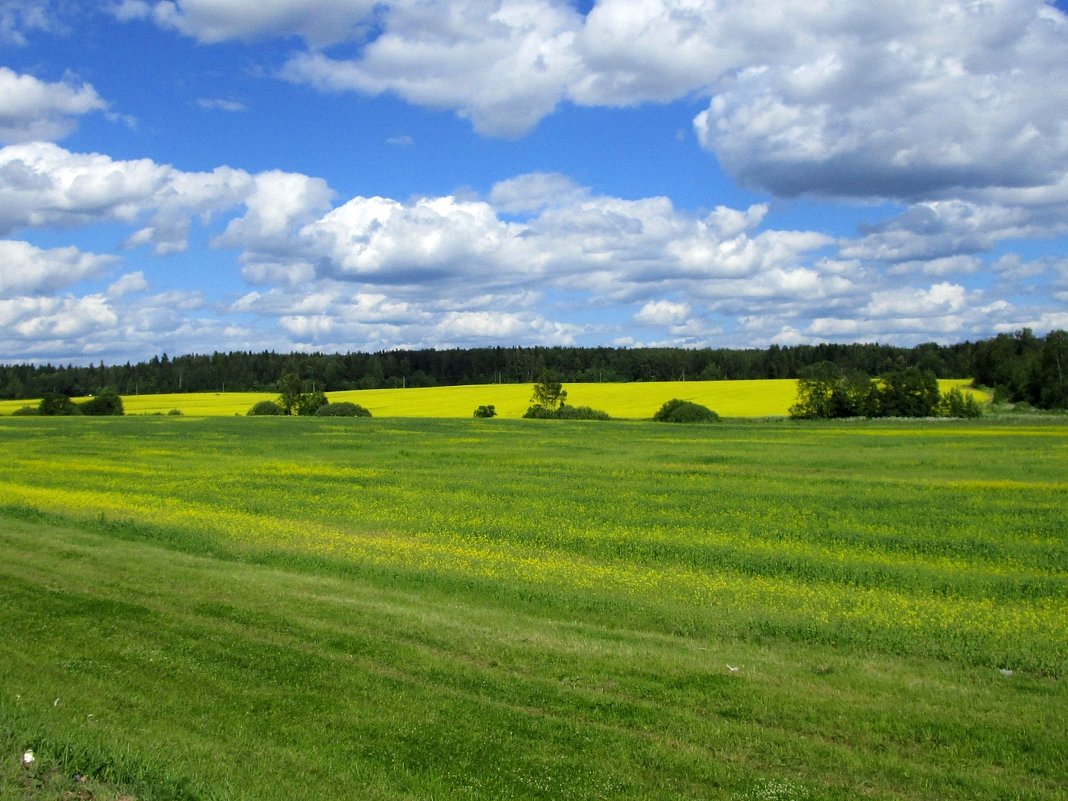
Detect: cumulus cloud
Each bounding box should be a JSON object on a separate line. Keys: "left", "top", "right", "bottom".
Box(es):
{"left": 215, "top": 169, "right": 334, "bottom": 253}
{"left": 0, "top": 142, "right": 332, "bottom": 256}
{"left": 302, "top": 194, "right": 526, "bottom": 284}
{"left": 121, "top": 1, "right": 1068, "bottom": 209}
{"left": 112, "top": 0, "right": 382, "bottom": 46}
{"left": 635, "top": 299, "right": 691, "bottom": 325}
{"left": 0, "top": 240, "right": 118, "bottom": 297}
{"left": 107, "top": 270, "right": 149, "bottom": 297}
{"left": 1, "top": 135, "right": 1061, "bottom": 356}
{"left": 0, "top": 68, "right": 108, "bottom": 143}
{"left": 693, "top": 1, "right": 1068, "bottom": 200}
{"left": 489, "top": 172, "right": 587, "bottom": 214}
{"left": 287, "top": 182, "right": 834, "bottom": 306}
{"left": 281, "top": 0, "right": 583, "bottom": 137}
{"left": 0, "top": 294, "right": 118, "bottom": 342}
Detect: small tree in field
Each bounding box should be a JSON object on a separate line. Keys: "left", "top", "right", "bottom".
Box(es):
{"left": 530, "top": 371, "right": 567, "bottom": 413}
{"left": 938, "top": 387, "right": 982, "bottom": 418}
{"left": 473, "top": 404, "right": 497, "bottom": 418}
{"left": 277, "top": 372, "right": 303, "bottom": 415}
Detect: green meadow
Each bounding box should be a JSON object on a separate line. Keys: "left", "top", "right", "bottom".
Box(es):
{"left": 1, "top": 416, "right": 1065, "bottom": 800}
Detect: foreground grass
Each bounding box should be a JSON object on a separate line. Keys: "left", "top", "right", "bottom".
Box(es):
{"left": 0, "top": 378, "right": 982, "bottom": 418}
{"left": 0, "top": 416, "right": 1065, "bottom": 800}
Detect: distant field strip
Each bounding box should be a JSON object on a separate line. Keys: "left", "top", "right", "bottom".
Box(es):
{"left": 0, "top": 378, "right": 981, "bottom": 418}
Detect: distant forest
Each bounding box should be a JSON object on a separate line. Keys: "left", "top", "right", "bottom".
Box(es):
{"left": 1, "top": 328, "right": 1065, "bottom": 409}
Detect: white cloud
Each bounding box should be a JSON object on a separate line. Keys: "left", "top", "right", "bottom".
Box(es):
{"left": 691, "top": 1, "right": 1068, "bottom": 200}
{"left": 864, "top": 282, "right": 970, "bottom": 319}
{"left": 302, "top": 194, "right": 525, "bottom": 283}
{"left": 130, "top": 1, "right": 1068, "bottom": 208}
{"left": 635, "top": 299, "right": 690, "bottom": 326}
{"left": 0, "top": 68, "right": 108, "bottom": 143}
{"left": 489, "top": 172, "right": 587, "bottom": 214}
{"left": 840, "top": 199, "right": 1062, "bottom": 267}
{"left": 216, "top": 169, "right": 334, "bottom": 253}
{"left": 0, "top": 142, "right": 330, "bottom": 257}
{"left": 197, "top": 97, "right": 247, "bottom": 112}
{"left": 0, "top": 240, "right": 118, "bottom": 297}
{"left": 118, "top": 0, "right": 382, "bottom": 46}
{"left": 281, "top": 0, "right": 583, "bottom": 137}
{"left": 1, "top": 1, "right": 59, "bottom": 45}
{"left": 0, "top": 294, "right": 118, "bottom": 341}
{"left": 107, "top": 270, "right": 149, "bottom": 297}
{"left": 435, "top": 310, "right": 580, "bottom": 344}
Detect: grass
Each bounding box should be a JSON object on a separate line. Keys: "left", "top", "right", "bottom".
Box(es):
{"left": 0, "top": 416, "right": 1064, "bottom": 800}
{"left": 0, "top": 378, "right": 984, "bottom": 419}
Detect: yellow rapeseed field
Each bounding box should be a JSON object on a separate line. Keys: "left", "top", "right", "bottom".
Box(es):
{"left": 0, "top": 378, "right": 982, "bottom": 418}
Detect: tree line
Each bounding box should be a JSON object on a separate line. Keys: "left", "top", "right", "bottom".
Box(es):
{"left": 0, "top": 329, "right": 1065, "bottom": 409}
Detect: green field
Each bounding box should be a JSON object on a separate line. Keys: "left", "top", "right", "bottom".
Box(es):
{"left": 1, "top": 416, "right": 1065, "bottom": 800}
{"left": 0, "top": 378, "right": 983, "bottom": 419}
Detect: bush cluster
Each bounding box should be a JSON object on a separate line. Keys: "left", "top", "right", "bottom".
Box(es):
{"left": 473, "top": 405, "right": 497, "bottom": 418}
{"left": 315, "top": 402, "right": 371, "bottom": 417}
{"left": 653, "top": 399, "right": 720, "bottom": 423}
{"left": 523, "top": 404, "right": 611, "bottom": 420}
{"left": 247, "top": 400, "right": 284, "bottom": 416}
{"left": 36, "top": 389, "right": 124, "bottom": 416}
{"left": 790, "top": 364, "right": 983, "bottom": 419}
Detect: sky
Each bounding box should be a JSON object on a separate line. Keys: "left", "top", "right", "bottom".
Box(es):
{"left": 1, "top": 0, "right": 1067, "bottom": 365}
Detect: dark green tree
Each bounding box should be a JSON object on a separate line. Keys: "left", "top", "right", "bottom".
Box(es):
{"left": 877, "top": 368, "right": 940, "bottom": 417}
{"left": 937, "top": 387, "right": 982, "bottom": 418}
{"left": 530, "top": 370, "right": 567, "bottom": 413}
{"left": 295, "top": 390, "right": 329, "bottom": 416}
{"left": 1032, "top": 330, "right": 1068, "bottom": 409}
{"left": 80, "top": 389, "right": 124, "bottom": 416}
{"left": 789, "top": 362, "right": 844, "bottom": 419}
{"left": 38, "top": 391, "right": 81, "bottom": 416}
{"left": 277, "top": 372, "right": 303, "bottom": 415}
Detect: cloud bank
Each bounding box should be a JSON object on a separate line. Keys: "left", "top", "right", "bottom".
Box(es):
{"left": 1, "top": 2, "right": 1065, "bottom": 361}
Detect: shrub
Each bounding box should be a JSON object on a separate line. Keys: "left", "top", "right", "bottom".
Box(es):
{"left": 653, "top": 399, "right": 720, "bottom": 423}
{"left": 80, "top": 389, "right": 124, "bottom": 416}
{"left": 11, "top": 405, "right": 38, "bottom": 416}
{"left": 556, "top": 405, "right": 611, "bottom": 420}
{"left": 473, "top": 405, "right": 497, "bottom": 418}
{"left": 938, "top": 387, "right": 982, "bottom": 418}
{"left": 314, "top": 402, "right": 371, "bottom": 417}
{"left": 38, "top": 392, "right": 81, "bottom": 416}
{"left": 167, "top": 408, "right": 183, "bottom": 416}
{"left": 523, "top": 404, "right": 610, "bottom": 420}
{"left": 247, "top": 400, "right": 284, "bottom": 416}
{"left": 295, "top": 390, "right": 329, "bottom": 416}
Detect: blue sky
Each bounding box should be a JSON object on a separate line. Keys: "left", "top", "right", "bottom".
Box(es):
{"left": 1, "top": 1, "right": 1067, "bottom": 364}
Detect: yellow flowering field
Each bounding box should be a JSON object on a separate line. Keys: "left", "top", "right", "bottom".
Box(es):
{"left": 0, "top": 378, "right": 982, "bottom": 418}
